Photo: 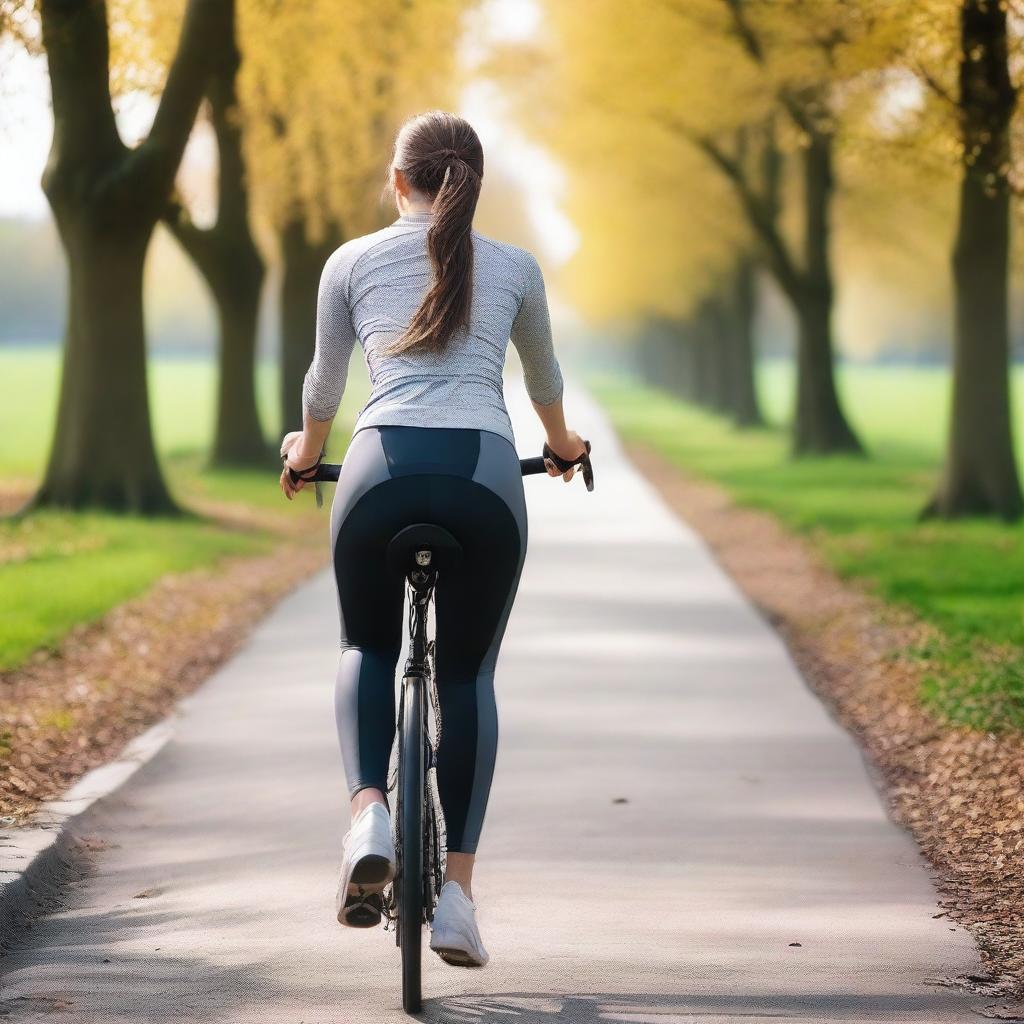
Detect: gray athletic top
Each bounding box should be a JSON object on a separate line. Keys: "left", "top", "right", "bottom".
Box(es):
{"left": 302, "top": 208, "right": 564, "bottom": 448}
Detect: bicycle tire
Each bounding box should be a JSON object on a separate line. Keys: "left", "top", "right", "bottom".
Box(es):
{"left": 398, "top": 672, "right": 425, "bottom": 1015}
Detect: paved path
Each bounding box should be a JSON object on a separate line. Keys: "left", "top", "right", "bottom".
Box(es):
{"left": 1, "top": 385, "right": 984, "bottom": 1022}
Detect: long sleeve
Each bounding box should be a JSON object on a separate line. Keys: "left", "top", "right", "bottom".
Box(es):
{"left": 301, "top": 245, "right": 357, "bottom": 422}
{"left": 510, "top": 250, "right": 564, "bottom": 406}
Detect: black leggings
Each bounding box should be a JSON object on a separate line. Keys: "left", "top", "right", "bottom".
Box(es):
{"left": 330, "top": 425, "right": 528, "bottom": 854}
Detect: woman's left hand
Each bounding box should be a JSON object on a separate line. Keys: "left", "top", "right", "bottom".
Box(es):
{"left": 279, "top": 432, "right": 321, "bottom": 500}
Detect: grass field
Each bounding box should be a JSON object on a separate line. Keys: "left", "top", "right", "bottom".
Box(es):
{"left": 591, "top": 363, "right": 1024, "bottom": 731}
{"left": 0, "top": 346, "right": 369, "bottom": 670}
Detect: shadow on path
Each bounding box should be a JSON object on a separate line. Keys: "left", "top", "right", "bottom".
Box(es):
{"left": 426, "top": 989, "right": 970, "bottom": 1023}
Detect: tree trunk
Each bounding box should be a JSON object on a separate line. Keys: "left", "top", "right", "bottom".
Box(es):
{"left": 728, "top": 255, "right": 763, "bottom": 427}
{"left": 280, "top": 218, "right": 343, "bottom": 432}
{"left": 36, "top": 223, "right": 175, "bottom": 512}
{"left": 168, "top": 216, "right": 267, "bottom": 467}
{"left": 706, "top": 296, "right": 733, "bottom": 414}
{"left": 32, "top": 0, "right": 228, "bottom": 514}
{"left": 792, "top": 131, "right": 862, "bottom": 455}
{"left": 924, "top": 0, "right": 1023, "bottom": 520}
{"left": 793, "top": 289, "right": 859, "bottom": 454}
{"left": 210, "top": 272, "right": 268, "bottom": 465}
{"left": 696, "top": 114, "right": 861, "bottom": 452}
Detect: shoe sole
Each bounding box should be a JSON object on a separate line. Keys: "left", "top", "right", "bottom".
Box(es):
{"left": 337, "top": 852, "right": 396, "bottom": 928}
{"left": 340, "top": 890, "right": 384, "bottom": 928}
{"left": 432, "top": 946, "right": 486, "bottom": 968}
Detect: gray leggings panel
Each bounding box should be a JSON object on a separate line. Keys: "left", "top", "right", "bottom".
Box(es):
{"left": 330, "top": 425, "right": 527, "bottom": 854}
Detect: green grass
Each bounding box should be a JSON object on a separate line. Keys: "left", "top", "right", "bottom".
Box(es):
{"left": 0, "top": 512, "right": 272, "bottom": 669}
{"left": 591, "top": 364, "right": 1024, "bottom": 731}
{"left": 0, "top": 346, "right": 365, "bottom": 475}
{"left": 0, "top": 345, "right": 369, "bottom": 670}
{"left": 757, "top": 360, "right": 1024, "bottom": 473}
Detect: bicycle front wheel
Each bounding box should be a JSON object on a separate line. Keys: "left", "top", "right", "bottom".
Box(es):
{"left": 397, "top": 672, "right": 424, "bottom": 1015}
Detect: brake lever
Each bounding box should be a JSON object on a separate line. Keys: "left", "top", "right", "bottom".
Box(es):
{"left": 580, "top": 440, "right": 594, "bottom": 492}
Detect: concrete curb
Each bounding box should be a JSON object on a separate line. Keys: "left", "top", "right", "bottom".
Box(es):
{"left": 0, "top": 715, "right": 176, "bottom": 949}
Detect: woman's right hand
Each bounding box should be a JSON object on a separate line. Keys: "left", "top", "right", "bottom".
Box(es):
{"left": 543, "top": 430, "right": 588, "bottom": 482}
{"left": 279, "top": 431, "right": 322, "bottom": 500}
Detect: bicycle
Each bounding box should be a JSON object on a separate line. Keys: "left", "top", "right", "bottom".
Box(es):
{"left": 286, "top": 440, "right": 593, "bottom": 1014}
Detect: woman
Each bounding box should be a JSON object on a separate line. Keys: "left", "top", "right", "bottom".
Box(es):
{"left": 279, "top": 110, "right": 587, "bottom": 968}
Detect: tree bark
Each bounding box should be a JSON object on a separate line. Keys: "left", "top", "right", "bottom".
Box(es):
{"left": 210, "top": 270, "right": 267, "bottom": 464}
{"left": 279, "top": 218, "right": 344, "bottom": 432}
{"left": 924, "top": 0, "right": 1023, "bottom": 520}
{"left": 35, "top": 224, "right": 172, "bottom": 512}
{"left": 33, "top": 0, "right": 228, "bottom": 514}
{"left": 792, "top": 129, "right": 862, "bottom": 455}
{"left": 165, "top": 0, "right": 269, "bottom": 467}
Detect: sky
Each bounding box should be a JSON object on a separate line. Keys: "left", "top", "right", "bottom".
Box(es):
{"left": 0, "top": 0, "right": 578, "bottom": 265}
{"left": 0, "top": 39, "right": 50, "bottom": 220}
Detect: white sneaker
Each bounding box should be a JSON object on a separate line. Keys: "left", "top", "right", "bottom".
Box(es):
{"left": 429, "top": 880, "right": 489, "bottom": 967}
{"left": 335, "top": 802, "right": 395, "bottom": 928}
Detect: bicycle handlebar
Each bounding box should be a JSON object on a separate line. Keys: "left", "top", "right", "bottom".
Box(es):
{"left": 288, "top": 441, "right": 594, "bottom": 498}
{"left": 308, "top": 453, "right": 571, "bottom": 483}
{"left": 518, "top": 456, "right": 549, "bottom": 477}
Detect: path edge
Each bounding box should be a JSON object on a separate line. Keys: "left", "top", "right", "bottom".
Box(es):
{"left": 0, "top": 714, "right": 176, "bottom": 951}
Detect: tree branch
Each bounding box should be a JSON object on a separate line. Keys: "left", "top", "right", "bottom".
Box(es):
{"left": 914, "top": 60, "right": 958, "bottom": 110}
{"left": 39, "top": 0, "right": 122, "bottom": 174}
{"left": 133, "top": 0, "right": 232, "bottom": 198}
{"left": 718, "top": 0, "right": 819, "bottom": 136}
{"left": 656, "top": 109, "right": 802, "bottom": 299}
{"left": 694, "top": 132, "right": 801, "bottom": 301}
{"left": 163, "top": 197, "right": 221, "bottom": 286}
{"left": 206, "top": 17, "right": 247, "bottom": 234}
{"left": 721, "top": 0, "right": 764, "bottom": 63}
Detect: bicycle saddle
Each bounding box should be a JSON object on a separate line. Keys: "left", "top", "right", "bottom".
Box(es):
{"left": 386, "top": 523, "right": 463, "bottom": 576}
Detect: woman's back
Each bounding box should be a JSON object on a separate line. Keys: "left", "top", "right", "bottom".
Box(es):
{"left": 301, "top": 208, "right": 564, "bottom": 446}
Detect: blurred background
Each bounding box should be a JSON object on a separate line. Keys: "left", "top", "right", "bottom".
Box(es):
{"left": 1, "top": 0, "right": 1023, "bottom": 812}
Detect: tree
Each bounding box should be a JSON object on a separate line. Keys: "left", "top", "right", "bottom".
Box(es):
{"left": 677, "top": 0, "right": 873, "bottom": 453}
{"left": 724, "top": 250, "right": 763, "bottom": 427}
{"left": 922, "top": 0, "right": 1023, "bottom": 520}
{"left": 25, "top": 0, "right": 228, "bottom": 512}
{"left": 163, "top": 0, "right": 269, "bottom": 467}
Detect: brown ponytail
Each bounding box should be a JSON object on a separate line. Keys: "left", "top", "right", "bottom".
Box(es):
{"left": 385, "top": 111, "right": 484, "bottom": 356}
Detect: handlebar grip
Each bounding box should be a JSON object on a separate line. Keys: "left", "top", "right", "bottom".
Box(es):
{"left": 313, "top": 463, "right": 341, "bottom": 483}
{"left": 519, "top": 457, "right": 548, "bottom": 476}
